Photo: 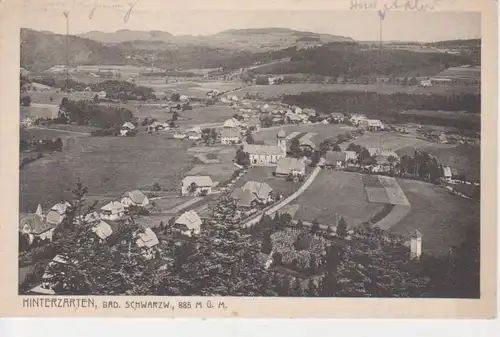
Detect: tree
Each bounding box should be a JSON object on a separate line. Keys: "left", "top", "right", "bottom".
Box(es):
{"left": 332, "top": 144, "right": 342, "bottom": 152}
{"left": 54, "top": 137, "right": 63, "bottom": 152}
{"left": 337, "top": 217, "right": 348, "bottom": 239}
{"left": 387, "top": 155, "right": 397, "bottom": 173}
{"left": 21, "top": 95, "right": 31, "bottom": 107}
{"left": 245, "top": 129, "right": 254, "bottom": 144}
{"left": 158, "top": 196, "right": 276, "bottom": 296}
{"left": 93, "top": 94, "right": 99, "bottom": 103}
{"left": 261, "top": 230, "right": 273, "bottom": 254}
{"left": 311, "top": 219, "right": 320, "bottom": 234}
{"left": 289, "top": 138, "right": 301, "bottom": 158}
{"left": 171, "top": 93, "right": 180, "bottom": 102}
{"left": 357, "top": 148, "right": 375, "bottom": 166}
{"left": 172, "top": 111, "right": 179, "bottom": 121}
{"left": 152, "top": 182, "right": 162, "bottom": 191}
{"left": 235, "top": 148, "right": 251, "bottom": 167}
{"left": 60, "top": 97, "right": 69, "bottom": 110}
{"left": 188, "top": 182, "right": 198, "bottom": 195}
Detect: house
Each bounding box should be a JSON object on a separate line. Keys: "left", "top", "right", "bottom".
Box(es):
{"left": 181, "top": 175, "right": 213, "bottom": 196}
{"left": 325, "top": 151, "right": 347, "bottom": 169}
{"left": 220, "top": 127, "right": 241, "bottom": 145}
{"left": 19, "top": 211, "right": 56, "bottom": 243}
{"left": 374, "top": 151, "right": 400, "bottom": 172}
{"left": 275, "top": 157, "right": 306, "bottom": 177}
{"left": 97, "top": 91, "right": 107, "bottom": 99}
{"left": 173, "top": 131, "right": 186, "bottom": 139}
{"left": 121, "top": 190, "right": 149, "bottom": 208}
{"left": 243, "top": 130, "right": 287, "bottom": 165}
{"left": 92, "top": 220, "right": 113, "bottom": 241}
{"left": 285, "top": 113, "right": 302, "bottom": 124}
{"left": 46, "top": 201, "right": 71, "bottom": 226}
{"left": 84, "top": 211, "right": 101, "bottom": 224}
{"left": 179, "top": 95, "right": 189, "bottom": 102}
{"left": 186, "top": 129, "right": 202, "bottom": 140}
{"left": 241, "top": 181, "right": 274, "bottom": 203}
{"left": 100, "top": 201, "right": 125, "bottom": 221}
{"left": 344, "top": 151, "right": 357, "bottom": 163}
{"left": 349, "top": 114, "right": 367, "bottom": 126}
{"left": 146, "top": 121, "right": 164, "bottom": 133}
{"left": 120, "top": 122, "right": 136, "bottom": 136}
{"left": 429, "top": 131, "right": 447, "bottom": 143}
{"left": 442, "top": 166, "right": 453, "bottom": 181}
{"left": 231, "top": 188, "right": 257, "bottom": 208}
{"left": 299, "top": 138, "right": 316, "bottom": 152}
{"left": 174, "top": 210, "right": 202, "bottom": 237}
{"left": 136, "top": 227, "right": 159, "bottom": 251}
{"left": 360, "top": 119, "right": 385, "bottom": 131}
{"left": 21, "top": 117, "right": 34, "bottom": 128}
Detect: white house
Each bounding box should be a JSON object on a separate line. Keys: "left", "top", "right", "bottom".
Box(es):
{"left": 350, "top": 114, "right": 367, "bottom": 126}
{"left": 46, "top": 201, "right": 71, "bottom": 226}
{"left": 360, "top": 119, "right": 385, "bottom": 131}
{"left": 275, "top": 157, "right": 306, "bottom": 177}
{"left": 174, "top": 210, "right": 202, "bottom": 237}
{"left": 120, "top": 122, "right": 136, "bottom": 136}
{"left": 97, "top": 91, "right": 107, "bottom": 99}
{"left": 181, "top": 175, "right": 213, "bottom": 196}
{"left": 243, "top": 129, "right": 287, "bottom": 165}
{"left": 173, "top": 131, "right": 186, "bottom": 139}
{"left": 186, "top": 127, "right": 202, "bottom": 140}
{"left": 92, "top": 220, "right": 113, "bottom": 241}
{"left": 223, "top": 118, "right": 242, "bottom": 129}
{"left": 100, "top": 201, "right": 125, "bottom": 221}
{"left": 121, "top": 190, "right": 149, "bottom": 208}
{"left": 220, "top": 127, "right": 241, "bottom": 145}
{"left": 240, "top": 181, "right": 274, "bottom": 203}
{"left": 19, "top": 211, "right": 56, "bottom": 243}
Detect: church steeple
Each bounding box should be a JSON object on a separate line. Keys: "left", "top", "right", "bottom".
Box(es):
{"left": 277, "top": 128, "right": 286, "bottom": 155}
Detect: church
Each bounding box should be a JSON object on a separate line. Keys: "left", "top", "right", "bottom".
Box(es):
{"left": 243, "top": 129, "right": 287, "bottom": 165}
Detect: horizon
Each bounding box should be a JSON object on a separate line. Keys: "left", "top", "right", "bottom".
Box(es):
{"left": 21, "top": 10, "right": 480, "bottom": 43}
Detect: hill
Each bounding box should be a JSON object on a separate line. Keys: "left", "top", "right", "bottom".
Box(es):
{"left": 21, "top": 29, "right": 127, "bottom": 72}
{"left": 79, "top": 29, "right": 174, "bottom": 43}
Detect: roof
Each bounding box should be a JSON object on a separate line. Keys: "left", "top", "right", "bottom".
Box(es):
{"left": 221, "top": 127, "right": 240, "bottom": 138}
{"left": 275, "top": 157, "right": 305, "bottom": 175}
{"left": 286, "top": 113, "right": 302, "bottom": 121}
{"left": 182, "top": 175, "right": 213, "bottom": 188}
{"left": 238, "top": 189, "right": 256, "bottom": 208}
{"left": 19, "top": 214, "right": 54, "bottom": 235}
{"left": 299, "top": 138, "right": 316, "bottom": 149}
{"left": 51, "top": 202, "right": 71, "bottom": 215}
{"left": 175, "top": 210, "right": 202, "bottom": 230}
{"left": 242, "top": 181, "right": 274, "bottom": 200}
{"left": 101, "top": 201, "right": 124, "bottom": 212}
{"left": 122, "top": 122, "right": 135, "bottom": 129}
{"left": 84, "top": 211, "right": 101, "bottom": 223}
{"left": 368, "top": 147, "right": 380, "bottom": 156}
{"left": 46, "top": 210, "right": 65, "bottom": 225}
{"left": 326, "top": 151, "right": 347, "bottom": 165}
{"left": 223, "top": 118, "right": 241, "bottom": 128}
{"left": 277, "top": 129, "right": 286, "bottom": 138}
{"left": 124, "top": 190, "right": 148, "bottom": 204}
{"left": 92, "top": 220, "right": 113, "bottom": 240}
{"left": 136, "top": 228, "right": 159, "bottom": 248}
{"left": 243, "top": 144, "right": 284, "bottom": 156}
{"left": 434, "top": 66, "right": 480, "bottom": 81}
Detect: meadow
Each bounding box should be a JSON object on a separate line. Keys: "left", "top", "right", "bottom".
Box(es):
{"left": 233, "top": 83, "right": 478, "bottom": 99}
{"left": 19, "top": 133, "right": 196, "bottom": 213}
{"left": 294, "top": 170, "right": 384, "bottom": 227}
{"left": 253, "top": 124, "right": 355, "bottom": 145}
{"left": 391, "top": 178, "right": 480, "bottom": 256}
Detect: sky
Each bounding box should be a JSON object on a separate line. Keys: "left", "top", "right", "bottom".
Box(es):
{"left": 20, "top": 0, "right": 481, "bottom": 42}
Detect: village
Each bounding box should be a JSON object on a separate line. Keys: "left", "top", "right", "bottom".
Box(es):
{"left": 18, "top": 75, "right": 481, "bottom": 296}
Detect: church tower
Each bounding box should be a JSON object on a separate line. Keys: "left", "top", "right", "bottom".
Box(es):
{"left": 277, "top": 128, "right": 287, "bottom": 155}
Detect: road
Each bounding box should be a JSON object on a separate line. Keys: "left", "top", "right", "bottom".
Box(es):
{"left": 242, "top": 165, "right": 322, "bottom": 227}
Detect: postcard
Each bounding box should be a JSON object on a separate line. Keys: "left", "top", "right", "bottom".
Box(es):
{"left": 0, "top": 0, "right": 496, "bottom": 318}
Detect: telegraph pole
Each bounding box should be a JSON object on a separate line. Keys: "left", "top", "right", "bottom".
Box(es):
{"left": 377, "top": 11, "right": 386, "bottom": 64}
{"left": 63, "top": 11, "right": 70, "bottom": 92}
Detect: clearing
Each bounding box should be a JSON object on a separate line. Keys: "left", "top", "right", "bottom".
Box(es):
{"left": 254, "top": 124, "right": 355, "bottom": 145}
{"left": 20, "top": 133, "right": 196, "bottom": 213}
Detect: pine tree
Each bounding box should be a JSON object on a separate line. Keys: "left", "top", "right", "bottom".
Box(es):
{"left": 337, "top": 217, "right": 348, "bottom": 239}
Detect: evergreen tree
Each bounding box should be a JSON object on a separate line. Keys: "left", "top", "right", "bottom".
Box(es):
{"left": 337, "top": 217, "right": 348, "bottom": 239}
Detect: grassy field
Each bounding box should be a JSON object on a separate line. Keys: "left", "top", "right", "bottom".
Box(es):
{"left": 233, "top": 83, "right": 478, "bottom": 99}
{"left": 134, "top": 80, "right": 243, "bottom": 98}
{"left": 20, "top": 127, "right": 86, "bottom": 142}
{"left": 295, "top": 170, "right": 384, "bottom": 226}
{"left": 175, "top": 105, "right": 237, "bottom": 127}
{"left": 420, "top": 144, "right": 480, "bottom": 182}
{"left": 20, "top": 133, "right": 196, "bottom": 213}
{"left": 254, "top": 124, "right": 355, "bottom": 145}
{"left": 392, "top": 178, "right": 480, "bottom": 256}
{"left": 340, "top": 132, "right": 441, "bottom": 152}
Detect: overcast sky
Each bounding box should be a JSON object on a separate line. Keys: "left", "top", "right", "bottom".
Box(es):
{"left": 21, "top": 0, "right": 481, "bottom": 42}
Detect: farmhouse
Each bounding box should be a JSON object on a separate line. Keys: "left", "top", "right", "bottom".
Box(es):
{"left": 173, "top": 131, "right": 186, "bottom": 139}
{"left": 231, "top": 188, "right": 257, "bottom": 208}
{"left": 120, "top": 122, "right": 136, "bottom": 136}
{"left": 285, "top": 113, "right": 303, "bottom": 124}
{"left": 360, "top": 119, "right": 385, "bottom": 131}
{"left": 100, "top": 201, "right": 125, "bottom": 221}
{"left": 349, "top": 114, "right": 367, "bottom": 126}
{"left": 174, "top": 210, "right": 202, "bottom": 237}
{"left": 91, "top": 220, "right": 113, "bottom": 241}
{"left": 232, "top": 181, "right": 274, "bottom": 208}
{"left": 186, "top": 127, "right": 202, "bottom": 140}
{"left": 220, "top": 127, "right": 241, "bottom": 145}
{"left": 136, "top": 227, "right": 160, "bottom": 259}
{"left": 325, "top": 151, "right": 347, "bottom": 169}
{"left": 344, "top": 151, "right": 357, "bottom": 162}
{"left": 275, "top": 157, "right": 306, "bottom": 177}
{"left": 299, "top": 138, "right": 316, "bottom": 152}
{"left": 429, "top": 131, "right": 447, "bottom": 143}
{"left": 19, "top": 211, "right": 56, "bottom": 243}
{"left": 46, "top": 201, "right": 71, "bottom": 226}
{"left": 243, "top": 130, "right": 287, "bottom": 165}
{"left": 223, "top": 118, "right": 242, "bottom": 129}
{"left": 121, "top": 190, "right": 150, "bottom": 208}
{"left": 181, "top": 175, "right": 213, "bottom": 196}
{"left": 97, "top": 91, "right": 107, "bottom": 99}
{"left": 374, "top": 150, "right": 400, "bottom": 172}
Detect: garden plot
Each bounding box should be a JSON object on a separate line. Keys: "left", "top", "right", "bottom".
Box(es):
{"left": 364, "top": 176, "right": 409, "bottom": 206}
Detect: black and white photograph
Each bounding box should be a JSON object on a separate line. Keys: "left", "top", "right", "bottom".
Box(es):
{"left": 15, "top": 1, "right": 485, "bottom": 302}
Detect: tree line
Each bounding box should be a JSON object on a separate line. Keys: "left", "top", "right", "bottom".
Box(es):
{"left": 59, "top": 98, "right": 134, "bottom": 128}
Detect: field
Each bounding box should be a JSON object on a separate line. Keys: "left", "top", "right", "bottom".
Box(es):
{"left": 20, "top": 133, "right": 196, "bottom": 213}
{"left": 295, "top": 171, "right": 384, "bottom": 226}
{"left": 233, "top": 83, "right": 478, "bottom": 99}
{"left": 391, "top": 178, "right": 480, "bottom": 256}
{"left": 340, "top": 132, "right": 445, "bottom": 152}
{"left": 20, "top": 127, "right": 87, "bottom": 142}
{"left": 254, "top": 124, "right": 355, "bottom": 146}
{"left": 133, "top": 79, "right": 243, "bottom": 98}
